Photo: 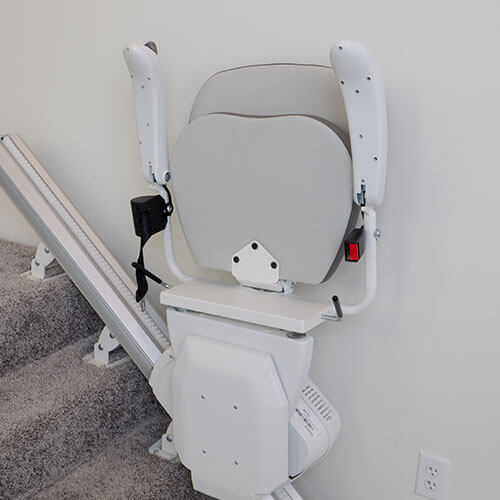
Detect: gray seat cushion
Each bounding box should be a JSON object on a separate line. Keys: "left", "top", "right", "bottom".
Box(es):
{"left": 171, "top": 112, "right": 353, "bottom": 284}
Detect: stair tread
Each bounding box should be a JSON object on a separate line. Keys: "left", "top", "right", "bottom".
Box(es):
{"left": 0, "top": 240, "right": 201, "bottom": 499}
{"left": 34, "top": 411, "right": 211, "bottom": 500}
{"left": 0, "top": 337, "right": 161, "bottom": 498}
{"left": 0, "top": 337, "right": 111, "bottom": 428}
{"left": 0, "top": 239, "right": 103, "bottom": 376}
{"left": 0, "top": 239, "right": 34, "bottom": 274}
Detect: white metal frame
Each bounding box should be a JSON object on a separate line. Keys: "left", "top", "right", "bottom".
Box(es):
{"left": 337, "top": 206, "right": 378, "bottom": 316}
{"left": 124, "top": 40, "right": 386, "bottom": 316}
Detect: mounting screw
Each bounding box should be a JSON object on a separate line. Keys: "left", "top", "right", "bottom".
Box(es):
{"left": 44, "top": 248, "right": 50, "bottom": 254}
{"left": 251, "top": 242, "right": 258, "bottom": 250}
{"left": 97, "top": 344, "right": 103, "bottom": 351}
{"left": 233, "top": 256, "right": 240, "bottom": 263}
{"left": 270, "top": 261, "right": 278, "bottom": 269}
{"left": 166, "top": 434, "right": 173, "bottom": 442}
{"left": 34, "top": 261, "right": 40, "bottom": 266}
{"left": 374, "top": 229, "right": 382, "bottom": 240}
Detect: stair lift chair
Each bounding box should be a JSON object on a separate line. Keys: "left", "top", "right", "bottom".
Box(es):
{"left": 124, "top": 40, "right": 387, "bottom": 500}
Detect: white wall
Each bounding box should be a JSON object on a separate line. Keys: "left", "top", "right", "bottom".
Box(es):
{"left": 1, "top": 1, "right": 499, "bottom": 498}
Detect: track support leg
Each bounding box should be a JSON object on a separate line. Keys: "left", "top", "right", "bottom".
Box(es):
{"left": 84, "top": 326, "right": 124, "bottom": 367}
{"left": 149, "top": 421, "right": 179, "bottom": 462}
{"left": 30, "top": 242, "right": 55, "bottom": 279}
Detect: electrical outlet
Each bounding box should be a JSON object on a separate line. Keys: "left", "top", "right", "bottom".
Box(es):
{"left": 415, "top": 451, "right": 451, "bottom": 500}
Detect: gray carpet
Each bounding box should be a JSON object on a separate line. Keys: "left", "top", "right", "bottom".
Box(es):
{"left": 35, "top": 412, "right": 209, "bottom": 500}
{"left": 0, "top": 239, "right": 103, "bottom": 376}
{"left": 0, "top": 240, "right": 211, "bottom": 499}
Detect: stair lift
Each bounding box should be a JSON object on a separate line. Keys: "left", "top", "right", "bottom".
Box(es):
{"left": 124, "top": 39, "right": 387, "bottom": 500}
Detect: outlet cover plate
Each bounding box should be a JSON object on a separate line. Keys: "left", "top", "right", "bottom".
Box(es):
{"left": 415, "top": 450, "right": 451, "bottom": 500}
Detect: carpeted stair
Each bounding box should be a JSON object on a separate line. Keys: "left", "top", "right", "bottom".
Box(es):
{"left": 0, "top": 239, "right": 210, "bottom": 499}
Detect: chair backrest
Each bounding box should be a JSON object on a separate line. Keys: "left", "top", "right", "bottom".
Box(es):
{"left": 170, "top": 64, "right": 357, "bottom": 285}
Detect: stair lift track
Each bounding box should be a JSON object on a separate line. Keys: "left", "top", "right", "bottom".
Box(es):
{"left": 0, "top": 134, "right": 168, "bottom": 377}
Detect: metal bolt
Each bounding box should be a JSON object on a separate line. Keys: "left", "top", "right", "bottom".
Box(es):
{"left": 97, "top": 344, "right": 103, "bottom": 351}
{"left": 44, "top": 248, "right": 50, "bottom": 254}
{"left": 233, "top": 256, "right": 240, "bottom": 263}
{"left": 270, "top": 261, "right": 278, "bottom": 269}
{"left": 374, "top": 229, "right": 382, "bottom": 240}
{"left": 166, "top": 434, "right": 173, "bottom": 443}
{"left": 35, "top": 261, "right": 40, "bottom": 266}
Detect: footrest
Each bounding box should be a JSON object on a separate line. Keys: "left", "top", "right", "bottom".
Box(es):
{"left": 160, "top": 279, "right": 329, "bottom": 333}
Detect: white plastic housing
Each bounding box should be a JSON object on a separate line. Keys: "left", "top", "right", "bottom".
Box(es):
{"left": 289, "top": 379, "right": 341, "bottom": 477}
{"left": 166, "top": 308, "right": 313, "bottom": 413}
{"left": 149, "top": 346, "right": 176, "bottom": 416}
{"left": 123, "top": 43, "right": 169, "bottom": 184}
{"left": 331, "top": 40, "right": 387, "bottom": 206}
{"left": 172, "top": 334, "right": 289, "bottom": 500}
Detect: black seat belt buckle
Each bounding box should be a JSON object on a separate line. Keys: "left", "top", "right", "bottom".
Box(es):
{"left": 130, "top": 192, "right": 173, "bottom": 303}
{"left": 130, "top": 195, "right": 170, "bottom": 238}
